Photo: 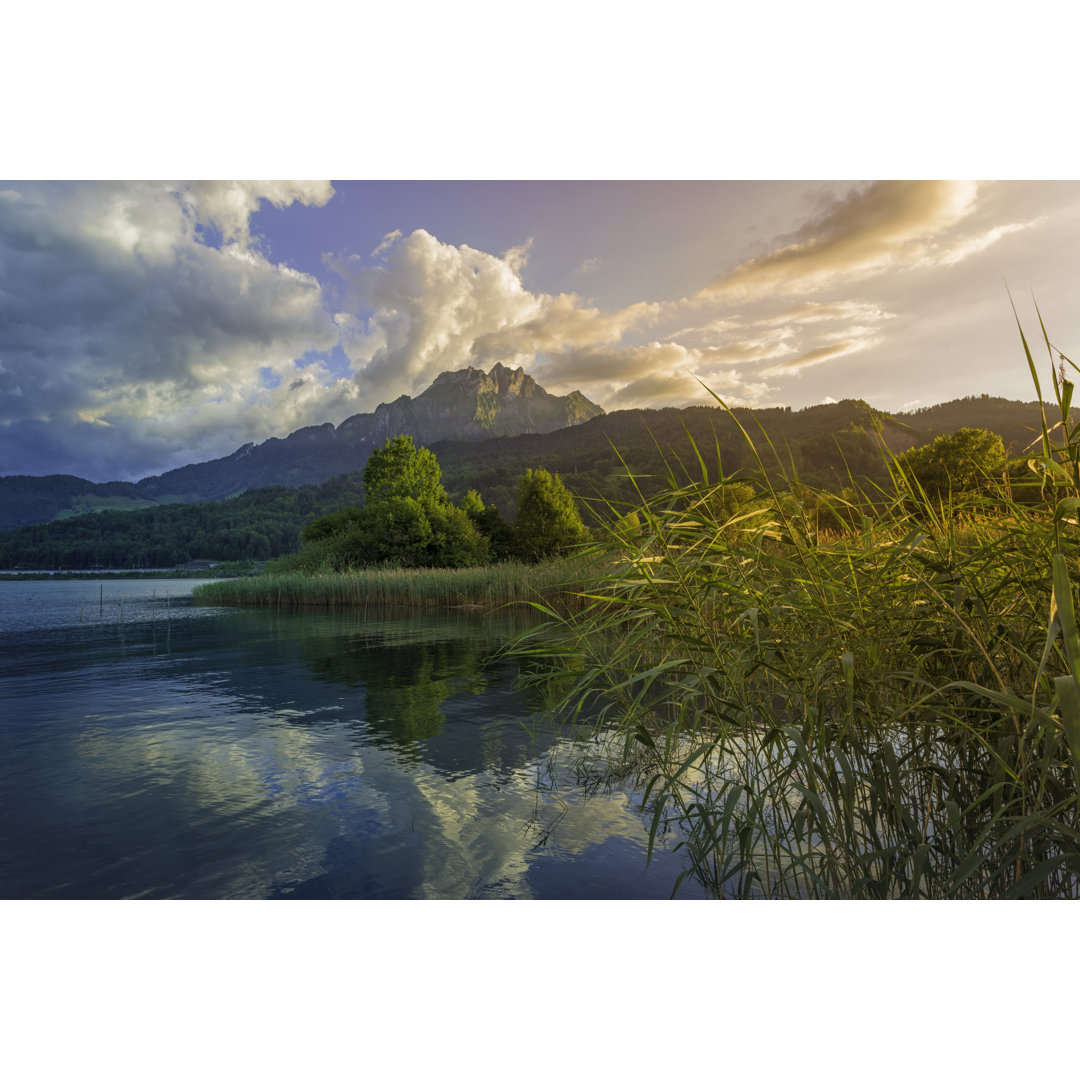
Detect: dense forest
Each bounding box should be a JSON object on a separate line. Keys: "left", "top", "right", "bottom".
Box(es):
{"left": 0, "top": 395, "right": 1065, "bottom": 570}
{"left": 0, "top": 473, "right": 365, "bottom": 570}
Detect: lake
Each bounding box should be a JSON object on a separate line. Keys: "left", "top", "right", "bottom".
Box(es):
{"left": 0, "top": 579, "right": 705, "bottom": 899}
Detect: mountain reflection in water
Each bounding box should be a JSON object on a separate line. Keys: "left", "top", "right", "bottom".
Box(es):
{"left": 0, "top": 581, "right": 705, "bottom": 899}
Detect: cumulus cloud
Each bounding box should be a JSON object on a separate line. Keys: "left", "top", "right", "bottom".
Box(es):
{"left": 179, "top": 181, "right": 334, "bottom": 248}
{"left": 0, "top": 181, "right": 346, "bottom": 480}
{"left": 329, "top": 229, "right": 661, "bottom": 407}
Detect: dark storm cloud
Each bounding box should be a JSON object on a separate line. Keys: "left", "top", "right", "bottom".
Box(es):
{"left": 0, "top": 181, "right": 343, "bottom": 480}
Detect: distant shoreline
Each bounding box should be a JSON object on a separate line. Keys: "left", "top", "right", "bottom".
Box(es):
{"left": 0, "top": 569, "right": 245, "bottom": 582}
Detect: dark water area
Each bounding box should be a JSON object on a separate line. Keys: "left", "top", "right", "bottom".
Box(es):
{"left": 0, "top": 580, "right": 704, "bottom": 899}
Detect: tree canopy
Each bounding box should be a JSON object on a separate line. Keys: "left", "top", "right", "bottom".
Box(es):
{"left": 290, "top": 436, "right": 490, "bottom": 570}
{"left": 893, "top": 427, "right": 1007, "bottom": 500}
{"left": 362, "top": 435, "right": 447, "bottom": 508}
{"left": 514, "top": 468, "right": 589, "bottom": 561}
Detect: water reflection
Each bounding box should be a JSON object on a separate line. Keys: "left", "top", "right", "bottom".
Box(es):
{"left": 0, "top": 588, "right": 705, "bottom": 899}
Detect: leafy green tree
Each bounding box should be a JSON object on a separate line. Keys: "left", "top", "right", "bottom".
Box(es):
{"left": 513, "top": 468, "right": 588, "bottom": 561}
{"left": 290, "top": 438, "right": 490, "bottom": 570}
{"left": 425, "top": 502, "right": 491, "bottom": 567}
{"left": 363, "top": 435, "right": 445, "bottom": 508}
{"left": 351, "top": 496, "right": 437, "bottom": 566}
{"left": 301, "top": 506, "right": 367, "bottom": 543}
{"left": 460, "top": 489, "right": 486, "bottom": 518}
{"left": 461, "top": 488, "right": 514, "bottom": 561}
{"left": 894, "top": 427, "right": 1007, "bottom": 500}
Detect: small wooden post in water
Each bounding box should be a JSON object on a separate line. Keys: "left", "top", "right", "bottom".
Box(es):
{"left": 100, "top": 583, "right": 103, "bottom": 619}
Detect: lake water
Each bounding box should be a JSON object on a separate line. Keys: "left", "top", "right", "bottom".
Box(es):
{"left": 0, "top": 579, "right": 704, "bottom": 899}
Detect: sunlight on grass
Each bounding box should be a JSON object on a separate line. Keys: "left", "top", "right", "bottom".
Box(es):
{"left": 511, "top": 306, "right": 1080, "bottom": 898}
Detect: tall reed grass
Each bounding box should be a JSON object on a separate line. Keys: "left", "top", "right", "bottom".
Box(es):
{"left": 513, "top": 307, "right": 1080, "bottom": 898}
{"left": 193, "top": 558, "right": 593, "bottom": 613}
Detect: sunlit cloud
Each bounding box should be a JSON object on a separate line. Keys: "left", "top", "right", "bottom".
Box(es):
{"left": 929, "top": 220, "right": 1036, "bottom": 267}
{"left": 371, "top": 229, "right": 402, "bottom": 257}
{"left": 709, "top": 181, "right": 983, "bottom": 299}
{"left": 608, "top": 365, "right": 771, "bottom": 409}
{"left": 762, "top": 336, "right": 880, "bottom": 375}
{"left": 759, "top": 300, "right": 896, "bottom": 327}
{"left": 534, "top": 341, "right": 776, "bottom": 410}
{"left": 329, "top": 229, "right": 662, "bottom": 408}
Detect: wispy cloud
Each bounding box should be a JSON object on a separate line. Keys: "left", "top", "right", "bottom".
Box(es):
{"left": 371, "top": 229, "right": 402, "bottom": 257}
{"left": 762, "top": 337, "right": 878, "bottom": 375}
{"left": 709, "top": 181, "right": 983, "bottom": 299}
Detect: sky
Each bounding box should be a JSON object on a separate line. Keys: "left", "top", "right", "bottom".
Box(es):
{"left": 2, "top": 179, "right": 1078, "bottom": 483}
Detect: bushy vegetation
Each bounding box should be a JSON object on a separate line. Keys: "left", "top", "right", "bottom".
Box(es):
{"left": 271, "top": 438, "right": 589, "bottom": 575}
{"left": 512, "top": 311, "right": 1080, "bottom": 899}
{"left": 280, "top": 436, "right": 493, "bottom": 571}
{"left": 892, "top": 426, "right": 1008, "bottom": 500}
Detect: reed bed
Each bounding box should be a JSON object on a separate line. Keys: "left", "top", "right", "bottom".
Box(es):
{"left": 193, "top": 558, "right": 594, "bottom": 612}
{"left": 512, "top": 311, "right": 1080, "bottom": 899}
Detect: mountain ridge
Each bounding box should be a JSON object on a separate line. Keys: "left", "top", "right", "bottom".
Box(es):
{"left": 0, "top": 393, "right": 1071, "bottom": 567}
{"left": 0, "top": 363, "right": 603, "bottom": 529}
{"left": 0, "top": 387, "right": 1067, "bottom": 533}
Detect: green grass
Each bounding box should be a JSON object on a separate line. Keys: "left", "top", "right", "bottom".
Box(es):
{"left": 511, "top": 308, "right": 1080, "bottom": 899}
{"left": 193, "top": 558, "right": 593, "bottom": 612}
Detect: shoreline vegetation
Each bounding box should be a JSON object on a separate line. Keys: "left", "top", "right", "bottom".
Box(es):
{"left": 0, "top": 566, "right": 254, "bottom": 582}
{"left": 192, "top": 558, "right": 592, "bottom": 613}
{"left": 507, "top": 309, "right": 1080, "bottom": 898}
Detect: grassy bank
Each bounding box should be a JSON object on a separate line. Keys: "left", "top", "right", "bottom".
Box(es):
{"left": 192, "top": 558, "right": 592, "bottom": 612}
{"left": 512, "top": 314, "right": 1080, "bottom": 899}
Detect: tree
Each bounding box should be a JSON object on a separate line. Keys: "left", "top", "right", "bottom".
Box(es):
{"left": 293, "top": 437, "right": 490, "bottom": 569}
{"left": 301, "top": 506, "right": 366, "bottom": 543}
{"left": 894, "top": 427, "right": 1007, "bottom": 500}
{"left": 363, "top": 435, "right": 446, "bottom": 508}
{"left": 461, "top": 488, "right": 514, "bottom": 561}
{"left": 513, "top": 468, "right": 588, "bottom": 561}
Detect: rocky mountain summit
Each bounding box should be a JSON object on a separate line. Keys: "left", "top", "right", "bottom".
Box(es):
{"left": 337, "top": 362, "right": 604, "bottom": 447}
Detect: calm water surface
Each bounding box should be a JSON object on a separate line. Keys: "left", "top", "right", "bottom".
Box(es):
{"left": 0, "top": 579, "right": 704, "bottom": 899}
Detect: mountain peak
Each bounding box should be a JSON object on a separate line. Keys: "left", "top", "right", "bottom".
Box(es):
{"left": 0, "top": 367, "right": 605, "bottom": 527}
{"left": 381, "top": 362, "right": 601, "bottom": 439}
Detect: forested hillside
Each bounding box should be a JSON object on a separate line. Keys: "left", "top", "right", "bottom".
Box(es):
{"left": 432, "top": 399, "right": 922, "bottom": 519}
{"left": 2, "top": 394, "right": 1065, "bottom": 571}
{"left": 0, "top": 398, "right": 918, "bottom": 569}
{"left": 897, "top": 395, "right": 1066, "bottom": 454}
{"left": 0, "top": 473, "right": 366, "bottom": 571}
